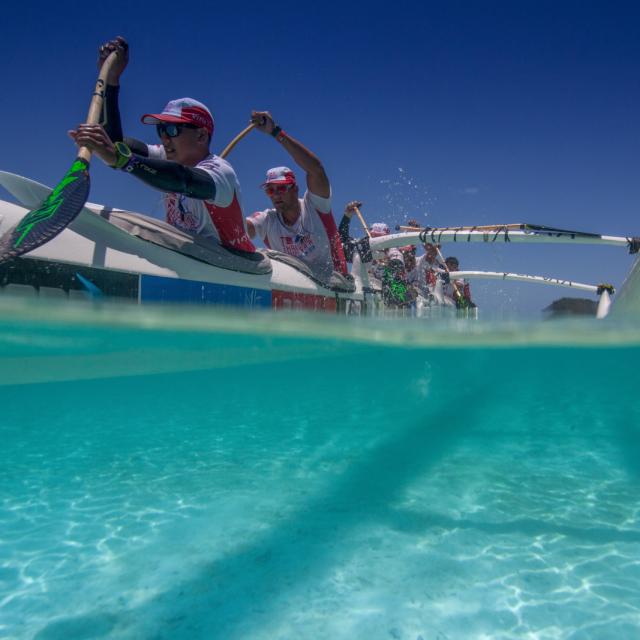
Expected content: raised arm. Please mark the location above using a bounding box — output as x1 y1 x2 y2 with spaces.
96 36 129 143
95 36 147 155
338 207 355 263
70 36 215 199
250 110 330 198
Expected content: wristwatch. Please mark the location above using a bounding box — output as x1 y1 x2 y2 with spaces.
113 141 133 170
271 126 286 142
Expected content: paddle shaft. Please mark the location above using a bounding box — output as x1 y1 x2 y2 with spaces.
220 123 256 159
353 206 371 238
78 52 119 162
434 245 464 302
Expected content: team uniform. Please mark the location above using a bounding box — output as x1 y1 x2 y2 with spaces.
414 254 444 300
366 247 415 308
380 250 412 307
146 145 254 252
443 278 473 307
368 247 403 279
406 264 418 287
249 190 346 281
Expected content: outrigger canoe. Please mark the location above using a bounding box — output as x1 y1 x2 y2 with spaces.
0 172 357 312
0 171 638 319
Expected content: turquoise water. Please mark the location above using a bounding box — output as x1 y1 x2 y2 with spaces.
1 299 640 639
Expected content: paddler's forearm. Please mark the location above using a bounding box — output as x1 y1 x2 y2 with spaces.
123 137 149 157
104 85 124 142
274 130 330 197
120 155 216 199
338 214 355 262
338 214 352 244
102 83 147 156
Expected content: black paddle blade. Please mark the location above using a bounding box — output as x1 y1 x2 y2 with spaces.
0 158 90 264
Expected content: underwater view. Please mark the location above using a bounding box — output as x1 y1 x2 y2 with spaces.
1 298 639 639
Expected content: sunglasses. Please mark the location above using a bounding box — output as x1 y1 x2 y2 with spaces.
264 183 294 196
156 123 198 138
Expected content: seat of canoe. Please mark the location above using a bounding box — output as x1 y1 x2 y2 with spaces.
103 209 272 275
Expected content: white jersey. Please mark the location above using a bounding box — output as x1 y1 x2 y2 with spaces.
147 145 254 252
414 255 440 295
249 190 346 281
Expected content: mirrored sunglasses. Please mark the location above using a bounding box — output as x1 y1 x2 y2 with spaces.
264 183 294 196
156 123 198 138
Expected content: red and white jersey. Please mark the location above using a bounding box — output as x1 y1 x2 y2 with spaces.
147 146 255 252
249 190 347 281
415 254 444 297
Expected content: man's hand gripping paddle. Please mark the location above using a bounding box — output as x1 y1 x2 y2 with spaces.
0 52 119 265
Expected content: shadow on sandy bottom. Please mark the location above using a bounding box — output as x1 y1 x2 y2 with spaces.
34 392 478 640
33 350 640 640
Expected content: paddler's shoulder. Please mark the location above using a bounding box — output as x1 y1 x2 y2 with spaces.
195 153 239 177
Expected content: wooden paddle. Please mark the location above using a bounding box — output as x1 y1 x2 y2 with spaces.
0 52 119 264
220 123 256 159
352 205 372 238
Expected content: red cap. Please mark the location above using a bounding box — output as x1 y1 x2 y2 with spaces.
141 98 214 135
261 166 297 186
370 222 391 237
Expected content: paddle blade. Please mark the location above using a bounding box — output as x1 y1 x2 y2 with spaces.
0 158 90 264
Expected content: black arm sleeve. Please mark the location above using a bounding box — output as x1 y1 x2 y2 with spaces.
103 85 149 157
124 137 150 157
338 214 352 243
338 214 355 263
123 155 216 200
103 85 123 142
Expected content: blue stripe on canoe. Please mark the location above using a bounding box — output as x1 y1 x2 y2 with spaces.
140 274 272 308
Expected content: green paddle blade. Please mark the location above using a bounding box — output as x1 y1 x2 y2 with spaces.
0 158 90 264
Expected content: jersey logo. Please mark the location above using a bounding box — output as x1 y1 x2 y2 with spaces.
281 233 315 257
166 194 200 231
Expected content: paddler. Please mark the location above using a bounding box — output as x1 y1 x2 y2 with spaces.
400 245 417 281
443 256 475 309
367 223 415 308
337 200 379 268
414 242 446 305
337 200 363 263
245 112 347 282
68 36 255 253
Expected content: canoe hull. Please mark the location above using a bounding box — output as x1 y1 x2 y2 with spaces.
0 196 345 311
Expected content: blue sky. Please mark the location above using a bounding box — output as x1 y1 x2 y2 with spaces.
2 0 639 314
